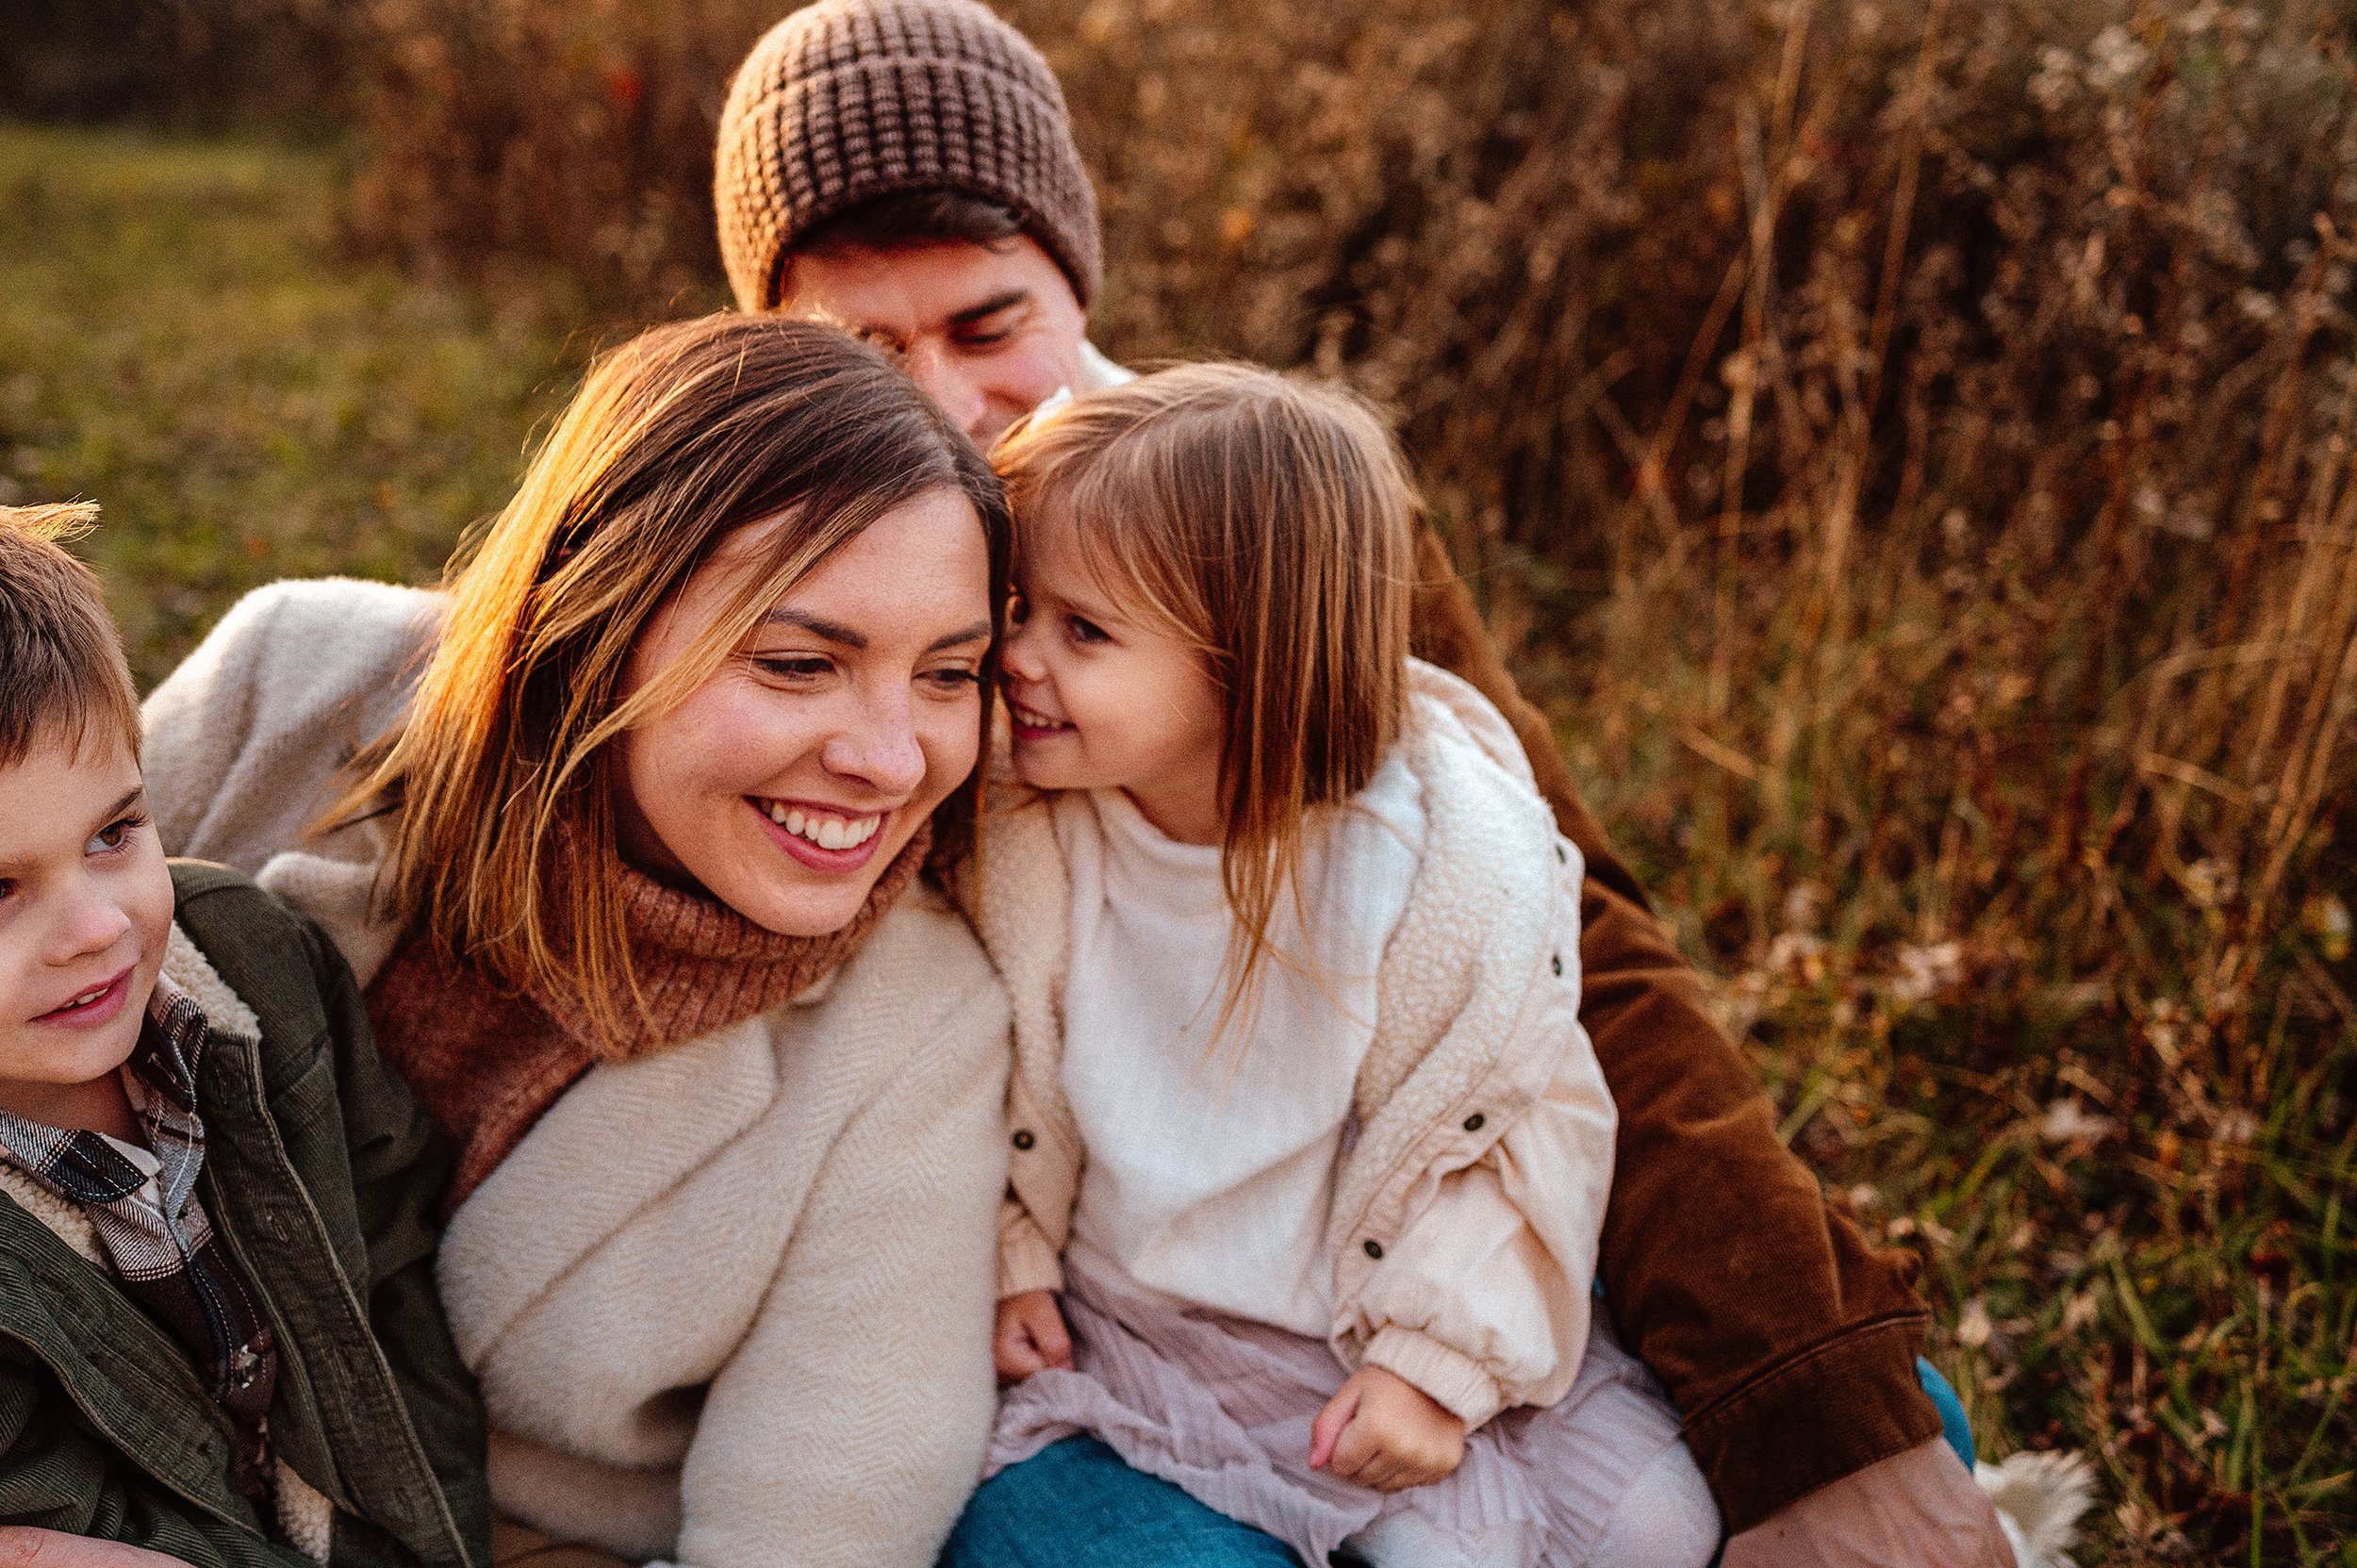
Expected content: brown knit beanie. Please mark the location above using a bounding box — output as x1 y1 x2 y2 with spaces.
716 0 1102 312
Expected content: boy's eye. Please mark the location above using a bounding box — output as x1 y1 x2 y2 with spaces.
87 816 144 854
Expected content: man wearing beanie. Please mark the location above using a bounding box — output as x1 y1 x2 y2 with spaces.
717 7 2017 1568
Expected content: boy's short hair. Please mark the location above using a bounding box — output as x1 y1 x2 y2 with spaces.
0 503 141 768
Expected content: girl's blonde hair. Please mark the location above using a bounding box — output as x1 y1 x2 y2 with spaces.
993 362 1419 1038
338 314 1010 1048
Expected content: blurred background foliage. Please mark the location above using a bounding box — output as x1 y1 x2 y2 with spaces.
6 0 2357 1558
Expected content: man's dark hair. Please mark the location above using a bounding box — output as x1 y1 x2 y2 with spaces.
780 190 1030 299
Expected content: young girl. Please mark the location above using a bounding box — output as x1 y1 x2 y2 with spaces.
959 364 1723 1568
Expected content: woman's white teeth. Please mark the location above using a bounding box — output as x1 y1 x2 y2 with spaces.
66 982 107 1008
763 801 881 850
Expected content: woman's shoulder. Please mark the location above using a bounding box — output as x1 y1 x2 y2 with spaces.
161 576 440 696
142 578 441 873
823 878 1009 1041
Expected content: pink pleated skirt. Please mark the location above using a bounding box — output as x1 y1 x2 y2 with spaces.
985 1261 1720 1568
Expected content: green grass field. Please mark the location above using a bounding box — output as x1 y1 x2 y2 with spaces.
4 121 2352 1563
0 123 584 684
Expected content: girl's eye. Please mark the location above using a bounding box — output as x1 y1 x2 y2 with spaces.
1066 616 1109 646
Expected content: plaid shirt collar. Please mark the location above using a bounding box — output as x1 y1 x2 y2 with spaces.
0 973 279 1427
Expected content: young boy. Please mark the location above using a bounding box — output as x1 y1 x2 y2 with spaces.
0 503 488 1568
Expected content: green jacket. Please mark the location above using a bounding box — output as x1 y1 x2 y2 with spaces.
0 863 490 1568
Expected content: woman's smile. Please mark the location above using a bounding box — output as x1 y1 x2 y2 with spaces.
751 796 890 871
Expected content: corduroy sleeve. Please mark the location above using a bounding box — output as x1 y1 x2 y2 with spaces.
0 1357 318 1568
1407 532 1941 1529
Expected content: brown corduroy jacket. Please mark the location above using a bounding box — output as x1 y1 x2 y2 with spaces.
1408 531 1942 1532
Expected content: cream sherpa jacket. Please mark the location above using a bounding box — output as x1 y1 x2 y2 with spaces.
140 580 1014 1568
973 662 1618 1428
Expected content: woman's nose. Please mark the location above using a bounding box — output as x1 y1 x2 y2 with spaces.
821 691 929 798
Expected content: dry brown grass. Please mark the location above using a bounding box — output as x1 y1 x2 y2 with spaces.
18 0 2357 1557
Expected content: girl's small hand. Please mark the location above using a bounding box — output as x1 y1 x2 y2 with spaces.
1309 1364 1467 1492
994 1289 1074 1384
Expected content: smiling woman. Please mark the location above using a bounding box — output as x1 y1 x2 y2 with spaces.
138 313 1022 1568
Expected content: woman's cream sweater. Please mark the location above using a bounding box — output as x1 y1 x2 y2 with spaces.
140 579 1014 1568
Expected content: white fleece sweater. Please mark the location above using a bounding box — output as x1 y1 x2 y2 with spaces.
140 579 1015 1568
979 664 1619 1428
1054 757 1423 1337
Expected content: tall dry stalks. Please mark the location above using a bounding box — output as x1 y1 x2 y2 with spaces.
141 0 2357 1554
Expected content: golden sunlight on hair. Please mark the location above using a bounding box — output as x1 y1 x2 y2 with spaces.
335 314 1008 1048
992 362 1421 1045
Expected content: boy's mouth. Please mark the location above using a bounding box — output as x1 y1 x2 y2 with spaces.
33 965 137 1029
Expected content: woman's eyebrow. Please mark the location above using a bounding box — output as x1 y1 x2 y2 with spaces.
928 620 996 652
762 610 994 654
762 608 865 647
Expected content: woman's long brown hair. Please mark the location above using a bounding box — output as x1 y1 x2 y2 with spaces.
337 313 1009 1047
992 362 1419 1047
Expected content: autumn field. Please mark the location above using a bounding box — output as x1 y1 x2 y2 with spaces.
4 0 2356 1558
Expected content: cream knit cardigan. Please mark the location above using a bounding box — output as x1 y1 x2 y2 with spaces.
975 662 1618 1428
140 579 1014 1568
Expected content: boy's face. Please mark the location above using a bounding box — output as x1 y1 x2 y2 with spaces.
0 733 173 1106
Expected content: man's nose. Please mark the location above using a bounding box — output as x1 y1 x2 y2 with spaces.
821 689 929 798
905 343 991 440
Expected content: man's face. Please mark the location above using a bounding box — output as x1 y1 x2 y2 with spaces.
781 235 1089 446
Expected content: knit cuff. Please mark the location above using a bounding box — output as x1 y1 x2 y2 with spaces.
1361 1326 1506 1429
998 1216 1066 1300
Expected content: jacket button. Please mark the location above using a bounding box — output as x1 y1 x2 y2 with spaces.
1551 953 1564 976
1463 1113 1485 1132
1012 1130 1035 1151
1363 1238 1384 1260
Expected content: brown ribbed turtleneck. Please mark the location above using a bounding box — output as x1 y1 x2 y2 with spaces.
365 825 931 1210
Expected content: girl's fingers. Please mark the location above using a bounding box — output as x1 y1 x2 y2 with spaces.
1031 1301 1073 1366
1309 1386 1360 1469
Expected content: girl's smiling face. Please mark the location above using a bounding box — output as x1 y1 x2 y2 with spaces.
998 508 1227 846
612 487 995 935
